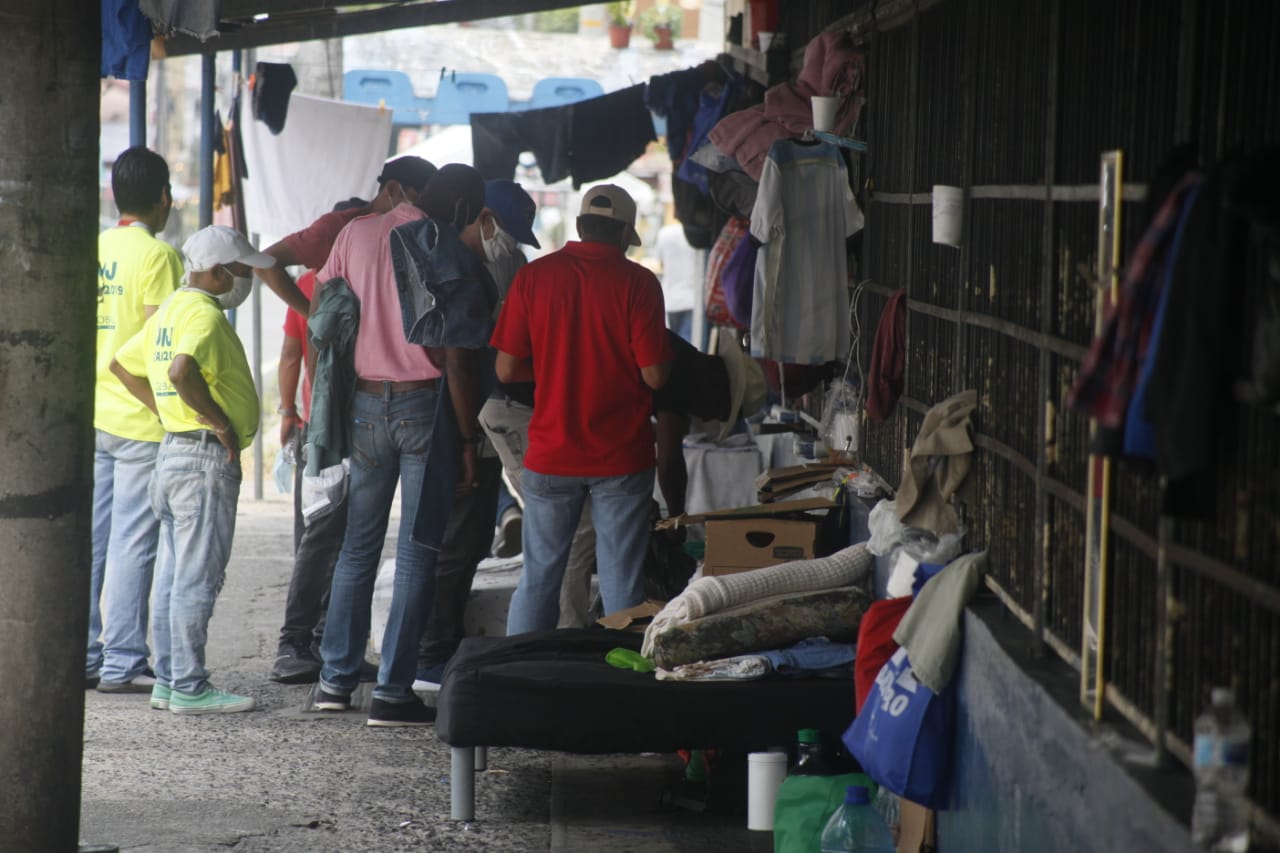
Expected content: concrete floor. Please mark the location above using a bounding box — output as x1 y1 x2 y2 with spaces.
80 497 772 852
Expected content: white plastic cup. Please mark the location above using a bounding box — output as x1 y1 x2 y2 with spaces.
811 95 840 133
757 31 775 51
932 184 964 247
747 751 788 831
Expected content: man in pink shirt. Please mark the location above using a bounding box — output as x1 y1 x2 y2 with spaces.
311 165 491 727
269 195 385 686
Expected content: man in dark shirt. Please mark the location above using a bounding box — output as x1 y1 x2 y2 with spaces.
653 329 766 517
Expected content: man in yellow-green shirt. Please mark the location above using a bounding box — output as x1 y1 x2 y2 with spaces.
90 146 182 694
112 225 273 715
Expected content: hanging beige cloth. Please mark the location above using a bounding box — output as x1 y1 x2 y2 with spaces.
895 389 978 534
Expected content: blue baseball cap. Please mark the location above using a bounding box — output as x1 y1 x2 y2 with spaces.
484 180 540 248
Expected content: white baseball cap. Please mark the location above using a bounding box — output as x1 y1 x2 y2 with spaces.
182 225 276 273
579 184 642 247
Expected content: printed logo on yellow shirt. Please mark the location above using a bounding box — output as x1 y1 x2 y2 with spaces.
97 262 122 330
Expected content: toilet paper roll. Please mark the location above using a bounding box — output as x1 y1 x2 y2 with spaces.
747 751 789 831
932 184 964 247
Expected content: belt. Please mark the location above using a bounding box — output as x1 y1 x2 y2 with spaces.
355 378 439 395
168 429 223 444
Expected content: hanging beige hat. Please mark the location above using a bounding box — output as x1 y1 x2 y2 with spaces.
716 330 767 441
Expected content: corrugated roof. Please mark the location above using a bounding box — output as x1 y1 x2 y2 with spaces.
156 0 591 56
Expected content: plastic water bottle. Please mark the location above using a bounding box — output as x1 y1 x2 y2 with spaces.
1190 687 1251 851
820 785 896 853
789 728 827 776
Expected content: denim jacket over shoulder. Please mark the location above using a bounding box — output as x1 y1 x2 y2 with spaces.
306 276 359 476
389 218 499 551
389 217 497 350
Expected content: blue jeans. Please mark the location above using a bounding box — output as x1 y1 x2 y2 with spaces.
89 430 160 682
320 387 437 702
149 434 241 695
507 468 653 635
668 310 693 343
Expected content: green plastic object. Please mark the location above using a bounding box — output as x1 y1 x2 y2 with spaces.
772 772 875 853
605 647 656 673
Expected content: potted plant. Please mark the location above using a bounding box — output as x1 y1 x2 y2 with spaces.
639 4 682 50
605 2 634 48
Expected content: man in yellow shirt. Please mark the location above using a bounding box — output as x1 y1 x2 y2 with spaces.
111 225 273 715
90 147 182 693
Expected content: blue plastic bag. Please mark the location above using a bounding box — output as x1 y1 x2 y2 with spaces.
842 646 954 809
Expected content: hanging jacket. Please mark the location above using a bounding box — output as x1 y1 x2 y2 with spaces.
305 277 359 476
389 217 499 550
390 217 496 351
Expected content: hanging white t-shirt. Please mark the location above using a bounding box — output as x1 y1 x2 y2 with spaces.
655 221 699 313
749 139 863 365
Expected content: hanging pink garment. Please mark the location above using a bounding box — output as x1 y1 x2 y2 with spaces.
709 30 865 180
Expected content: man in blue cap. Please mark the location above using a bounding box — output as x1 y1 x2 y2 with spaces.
413 180 545 692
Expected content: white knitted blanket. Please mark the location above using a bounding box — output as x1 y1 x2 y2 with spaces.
641 543 872 657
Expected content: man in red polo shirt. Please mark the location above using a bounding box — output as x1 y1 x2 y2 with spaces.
492 184 672 634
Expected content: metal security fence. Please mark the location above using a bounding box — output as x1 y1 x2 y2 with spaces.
830 0 1280 834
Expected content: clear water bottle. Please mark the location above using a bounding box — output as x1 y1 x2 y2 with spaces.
1190 687 1251 851
820 785 896 853
790 728 827 776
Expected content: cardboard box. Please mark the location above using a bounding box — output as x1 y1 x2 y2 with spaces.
897 798 937 853
596 599 665 632
655 495 838 531
703 516 821 576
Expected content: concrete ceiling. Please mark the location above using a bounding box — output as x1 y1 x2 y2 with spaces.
160 0 593 56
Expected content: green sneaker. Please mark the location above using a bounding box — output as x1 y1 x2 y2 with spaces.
150 684 172 711
169 686 255 715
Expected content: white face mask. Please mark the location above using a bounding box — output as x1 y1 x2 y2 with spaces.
482 222 519 265
216 274 253 310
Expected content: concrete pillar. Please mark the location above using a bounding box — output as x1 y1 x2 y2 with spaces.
0 3 98 852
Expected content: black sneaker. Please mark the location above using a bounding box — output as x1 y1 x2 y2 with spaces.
270 643 322 684
367 696 436 728
313 687 351 712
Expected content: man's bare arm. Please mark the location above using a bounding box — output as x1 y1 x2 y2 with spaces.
495 350 534 384
169 354 237 461
445 346 485 491
255 240 311 316
278 334 303 446
109 359 158 416
641 360 672 391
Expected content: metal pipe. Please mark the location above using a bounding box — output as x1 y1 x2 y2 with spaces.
252 254 264 500
450 747 475 820
129 79 147 147
199 53 216 228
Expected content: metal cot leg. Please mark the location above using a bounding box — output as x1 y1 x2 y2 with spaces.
475 746 488 771
450 746 475 820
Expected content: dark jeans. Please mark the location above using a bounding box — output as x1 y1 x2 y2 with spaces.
278 428 348 652
419 454 502 667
